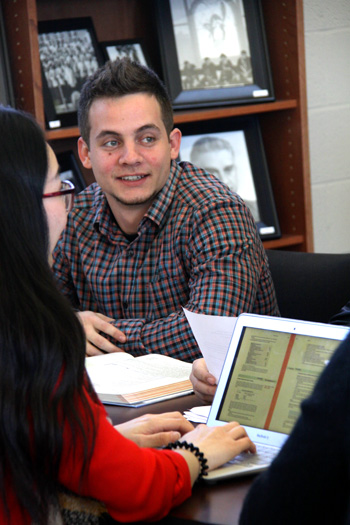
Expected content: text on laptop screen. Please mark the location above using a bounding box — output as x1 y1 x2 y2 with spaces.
217 327 341 434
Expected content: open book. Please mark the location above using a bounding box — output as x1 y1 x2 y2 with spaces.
85 353 193 407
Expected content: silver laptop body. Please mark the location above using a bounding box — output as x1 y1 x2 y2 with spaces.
206 313 349 481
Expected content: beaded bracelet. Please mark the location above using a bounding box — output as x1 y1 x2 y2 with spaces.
164 440 209 479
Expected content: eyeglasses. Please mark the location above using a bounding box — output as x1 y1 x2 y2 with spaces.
42 179 75 213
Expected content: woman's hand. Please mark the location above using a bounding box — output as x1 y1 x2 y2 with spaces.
184 422 256 471
173 422 256 485
115 411 194 448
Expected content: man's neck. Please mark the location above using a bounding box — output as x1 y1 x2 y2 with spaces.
106 196 148 235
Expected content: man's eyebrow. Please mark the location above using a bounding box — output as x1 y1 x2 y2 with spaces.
95 130 122 141
96 124 161 141
136 124 161 134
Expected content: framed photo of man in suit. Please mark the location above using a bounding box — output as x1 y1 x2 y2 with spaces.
179 116 280 240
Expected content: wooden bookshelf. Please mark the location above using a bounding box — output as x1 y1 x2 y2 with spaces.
2 0 313 251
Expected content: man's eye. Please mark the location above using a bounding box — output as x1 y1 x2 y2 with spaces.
141 136 155 144
105 140 118 147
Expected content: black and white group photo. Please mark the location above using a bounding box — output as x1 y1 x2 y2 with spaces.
103 41 148 67
38 28 100 115
170 0 253 91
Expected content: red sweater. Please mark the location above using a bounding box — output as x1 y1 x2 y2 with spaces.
2 390 192 523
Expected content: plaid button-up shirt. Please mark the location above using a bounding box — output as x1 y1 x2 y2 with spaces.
53 160 279 361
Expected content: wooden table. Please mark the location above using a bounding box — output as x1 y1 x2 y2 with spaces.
106 394 256 525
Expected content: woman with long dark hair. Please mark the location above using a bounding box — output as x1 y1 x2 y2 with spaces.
0 105 255 524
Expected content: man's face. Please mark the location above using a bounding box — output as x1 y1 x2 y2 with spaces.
194 148 237 190
78 93 181 215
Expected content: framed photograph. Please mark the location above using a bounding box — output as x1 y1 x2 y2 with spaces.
155 0 274 109
0 2 14 106
179 116 280 240
56 151 86 194
100 38 150 68
38 17 104 129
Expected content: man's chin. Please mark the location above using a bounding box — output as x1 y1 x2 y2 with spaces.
112 191 160 208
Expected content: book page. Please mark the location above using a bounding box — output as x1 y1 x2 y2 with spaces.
86 353 191 395
130 354 192 379
86 352 135 367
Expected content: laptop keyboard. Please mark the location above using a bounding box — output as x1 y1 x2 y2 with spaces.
227 443 279 467
204 442 280 482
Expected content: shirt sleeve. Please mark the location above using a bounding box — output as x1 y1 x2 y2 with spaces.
239 333 350 525
113 199 279 361
58 390 192 522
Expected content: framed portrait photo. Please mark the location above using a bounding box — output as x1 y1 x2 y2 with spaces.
100 38 150 68
179 116 280 240
155 0 274 109
56 150 86 194
0 2 14 107
38 17 104 129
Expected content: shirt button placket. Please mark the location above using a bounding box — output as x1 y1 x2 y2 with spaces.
123 248 133 313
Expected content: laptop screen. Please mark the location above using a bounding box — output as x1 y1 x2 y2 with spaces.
216 326 342 435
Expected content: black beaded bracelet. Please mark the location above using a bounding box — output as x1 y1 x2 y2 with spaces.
164 440 209 479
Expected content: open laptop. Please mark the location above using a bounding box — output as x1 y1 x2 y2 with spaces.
205 313 349 481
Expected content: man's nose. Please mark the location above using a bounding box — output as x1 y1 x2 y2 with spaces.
119 142 142 164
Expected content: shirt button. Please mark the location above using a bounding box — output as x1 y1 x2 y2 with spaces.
123 301 128 310
127 250 134 257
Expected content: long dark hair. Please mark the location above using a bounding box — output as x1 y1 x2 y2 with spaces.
0 106 96 523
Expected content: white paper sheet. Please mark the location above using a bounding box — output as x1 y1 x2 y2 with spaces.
184 405 211 423
183 308 237 382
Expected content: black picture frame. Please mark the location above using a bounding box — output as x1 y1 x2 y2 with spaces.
56 150 86 194
0 2 15 106
38 17 104 130
155 0 274 110
100 38 151 68
179 116 280 240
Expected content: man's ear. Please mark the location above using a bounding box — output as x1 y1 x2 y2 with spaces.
169 127 182 160
77 137 92 169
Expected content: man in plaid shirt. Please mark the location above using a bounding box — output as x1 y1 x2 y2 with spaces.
52 58 279 362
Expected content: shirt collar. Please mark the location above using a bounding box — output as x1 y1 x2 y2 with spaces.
92 186 117 236
142 160 180 229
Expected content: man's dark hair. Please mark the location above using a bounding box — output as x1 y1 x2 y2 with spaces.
78 58 174 145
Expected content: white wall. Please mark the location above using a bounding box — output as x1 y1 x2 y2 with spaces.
303 0 350 253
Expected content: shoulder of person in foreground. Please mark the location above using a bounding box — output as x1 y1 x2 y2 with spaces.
329 299 350 326
239 331 350 525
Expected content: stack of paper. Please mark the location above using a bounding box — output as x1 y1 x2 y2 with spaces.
183 405 211 424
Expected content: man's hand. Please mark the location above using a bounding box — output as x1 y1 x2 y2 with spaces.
77 311 127 356
115 412 194 448
190 358 217 404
